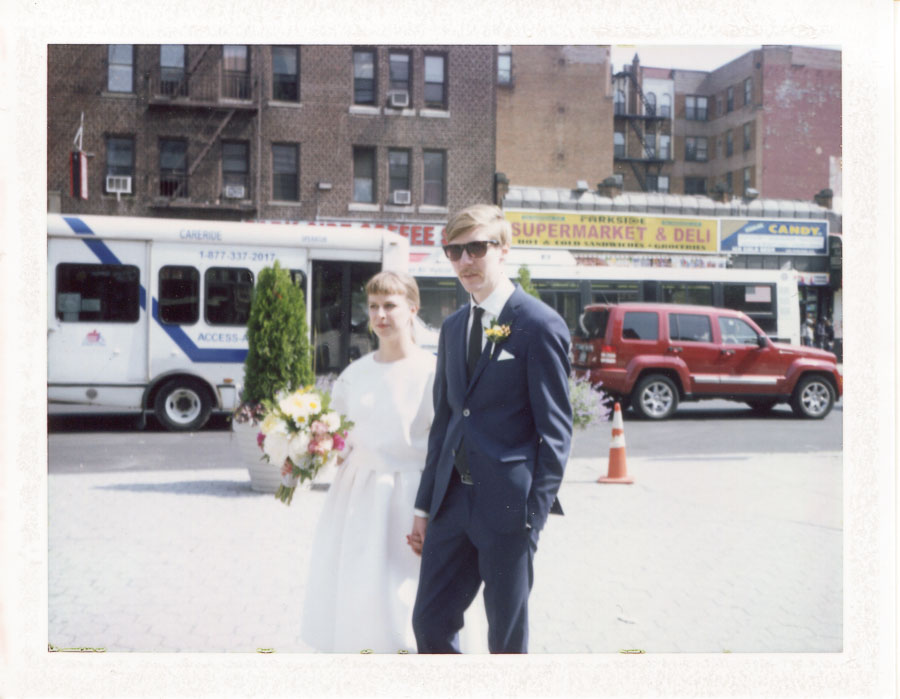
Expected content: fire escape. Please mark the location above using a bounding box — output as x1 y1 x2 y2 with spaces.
612 63 669 192
145 45 261 212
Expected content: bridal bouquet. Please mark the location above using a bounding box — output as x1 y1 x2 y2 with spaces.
257 385 353 505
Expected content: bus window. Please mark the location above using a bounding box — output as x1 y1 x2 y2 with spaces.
289 269 307 292
661 282 712 306
56 263 140 323
159 265 199 325
204 267 254 326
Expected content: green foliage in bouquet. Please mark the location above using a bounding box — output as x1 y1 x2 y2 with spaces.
516 264 541 300
241 261 313 408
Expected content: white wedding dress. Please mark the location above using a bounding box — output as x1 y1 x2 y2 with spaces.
300 347 487 653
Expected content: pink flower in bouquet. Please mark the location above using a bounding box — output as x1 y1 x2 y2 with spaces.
332 432 346 451
256 431 265 449
308 437 333 455
310 420 329 436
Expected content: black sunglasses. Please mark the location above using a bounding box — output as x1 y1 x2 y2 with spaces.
442 240 501 261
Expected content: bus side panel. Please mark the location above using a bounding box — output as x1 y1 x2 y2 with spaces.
48 238 149 394
148 242 309 408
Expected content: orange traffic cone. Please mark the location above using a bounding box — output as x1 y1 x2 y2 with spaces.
598 402 634 484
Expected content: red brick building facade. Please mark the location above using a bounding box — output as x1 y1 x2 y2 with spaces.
48 45 496 223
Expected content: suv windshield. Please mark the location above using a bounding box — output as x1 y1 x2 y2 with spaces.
578 309 609 339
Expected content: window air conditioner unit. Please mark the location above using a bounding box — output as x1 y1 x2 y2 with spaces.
224 184 246 199
387 90 410 108
392 189 412 205
106 175 132 194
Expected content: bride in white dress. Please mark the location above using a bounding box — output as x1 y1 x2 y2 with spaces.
300 271 485 653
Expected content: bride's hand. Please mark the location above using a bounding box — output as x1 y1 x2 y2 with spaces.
281 459 292 477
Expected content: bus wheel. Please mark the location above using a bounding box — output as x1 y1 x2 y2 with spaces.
154 379 213 431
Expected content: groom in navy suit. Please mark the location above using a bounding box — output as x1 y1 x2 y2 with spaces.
409 204 572 653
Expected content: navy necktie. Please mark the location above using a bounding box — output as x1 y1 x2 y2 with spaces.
467 307 484 379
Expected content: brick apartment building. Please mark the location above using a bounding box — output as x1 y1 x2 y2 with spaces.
48 44 496 228
611 45 841 199
495 45 615 191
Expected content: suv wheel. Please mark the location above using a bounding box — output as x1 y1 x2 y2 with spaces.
790 375 835 419
632 374 679 420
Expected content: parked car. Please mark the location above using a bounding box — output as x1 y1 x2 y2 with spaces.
572 302 842 420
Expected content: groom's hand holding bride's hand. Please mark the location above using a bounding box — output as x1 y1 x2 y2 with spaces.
406 516 428 556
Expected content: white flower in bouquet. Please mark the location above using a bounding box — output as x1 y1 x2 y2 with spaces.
287 431 311 462
278 391 321 424
263 430 290 467
260 411 286 436
321 411 341 432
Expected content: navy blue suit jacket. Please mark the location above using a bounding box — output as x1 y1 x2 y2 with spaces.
415 286 573 534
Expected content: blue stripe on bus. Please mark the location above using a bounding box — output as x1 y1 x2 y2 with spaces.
63 216 249 364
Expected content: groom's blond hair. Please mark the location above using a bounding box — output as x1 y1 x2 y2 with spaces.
445 204 512 246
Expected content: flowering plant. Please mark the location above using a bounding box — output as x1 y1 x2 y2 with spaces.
485 319 511 344
256 385 354 505
569 373 611 431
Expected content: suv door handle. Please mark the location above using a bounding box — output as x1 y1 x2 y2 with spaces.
667 346 683 354
720 348 735 356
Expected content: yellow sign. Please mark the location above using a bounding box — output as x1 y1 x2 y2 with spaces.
504 211 718 253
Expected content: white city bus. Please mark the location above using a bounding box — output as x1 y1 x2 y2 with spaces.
48 214 408 430
410 247 801 346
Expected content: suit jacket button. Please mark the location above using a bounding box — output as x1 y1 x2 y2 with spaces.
463 408 471 417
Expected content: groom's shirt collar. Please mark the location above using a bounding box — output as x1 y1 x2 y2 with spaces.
470 276 515 324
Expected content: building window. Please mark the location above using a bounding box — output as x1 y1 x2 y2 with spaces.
743 166 752 193
423 150 446 206
205 267 254 326
107 45 133 93
647 175 669 193
222 141 249 199
272 143 298 201
660 94 671 118
56 263 140 323
726 130 734 157
614 132 625 158
684 177 707 195
160 44 186 96
716 95 723 117
685 136 708 162
159 266 200 325
727 86 734 112
660 134 670 160
353 146 376 202
643 133 657 159
497 47 512 85
105 136 134 193
388 149 411 200
272 46 299 101
223 45 250 99
353 49 376 105
614 89 625 115
725 171 733 192
159 139 187 197
685 95 708 121
645 92 656 117
744 77 752 106
388 51 411 100
424 54 446 109
743 122 752 151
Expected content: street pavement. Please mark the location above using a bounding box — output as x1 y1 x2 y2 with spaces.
47 440 842 655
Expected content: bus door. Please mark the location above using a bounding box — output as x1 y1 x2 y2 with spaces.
48 238 149 390
311 260 380 374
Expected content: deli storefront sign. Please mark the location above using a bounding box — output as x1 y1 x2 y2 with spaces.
504 210 718 253
720 218 829 255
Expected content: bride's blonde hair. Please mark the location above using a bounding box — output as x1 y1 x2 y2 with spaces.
365 271 422 342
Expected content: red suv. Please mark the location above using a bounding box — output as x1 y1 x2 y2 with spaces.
572 302 842 420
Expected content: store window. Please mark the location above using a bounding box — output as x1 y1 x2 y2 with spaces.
684 177 706 195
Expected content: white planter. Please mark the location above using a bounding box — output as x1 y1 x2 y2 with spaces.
232 419 281 493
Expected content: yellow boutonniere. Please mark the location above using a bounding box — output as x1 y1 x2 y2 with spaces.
485 320 511 344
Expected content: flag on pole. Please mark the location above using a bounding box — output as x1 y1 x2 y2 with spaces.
70 151 88 200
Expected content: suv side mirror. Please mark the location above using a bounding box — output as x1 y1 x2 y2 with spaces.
757 334 769 349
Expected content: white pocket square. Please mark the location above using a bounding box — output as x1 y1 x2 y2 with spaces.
497 349 516 361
